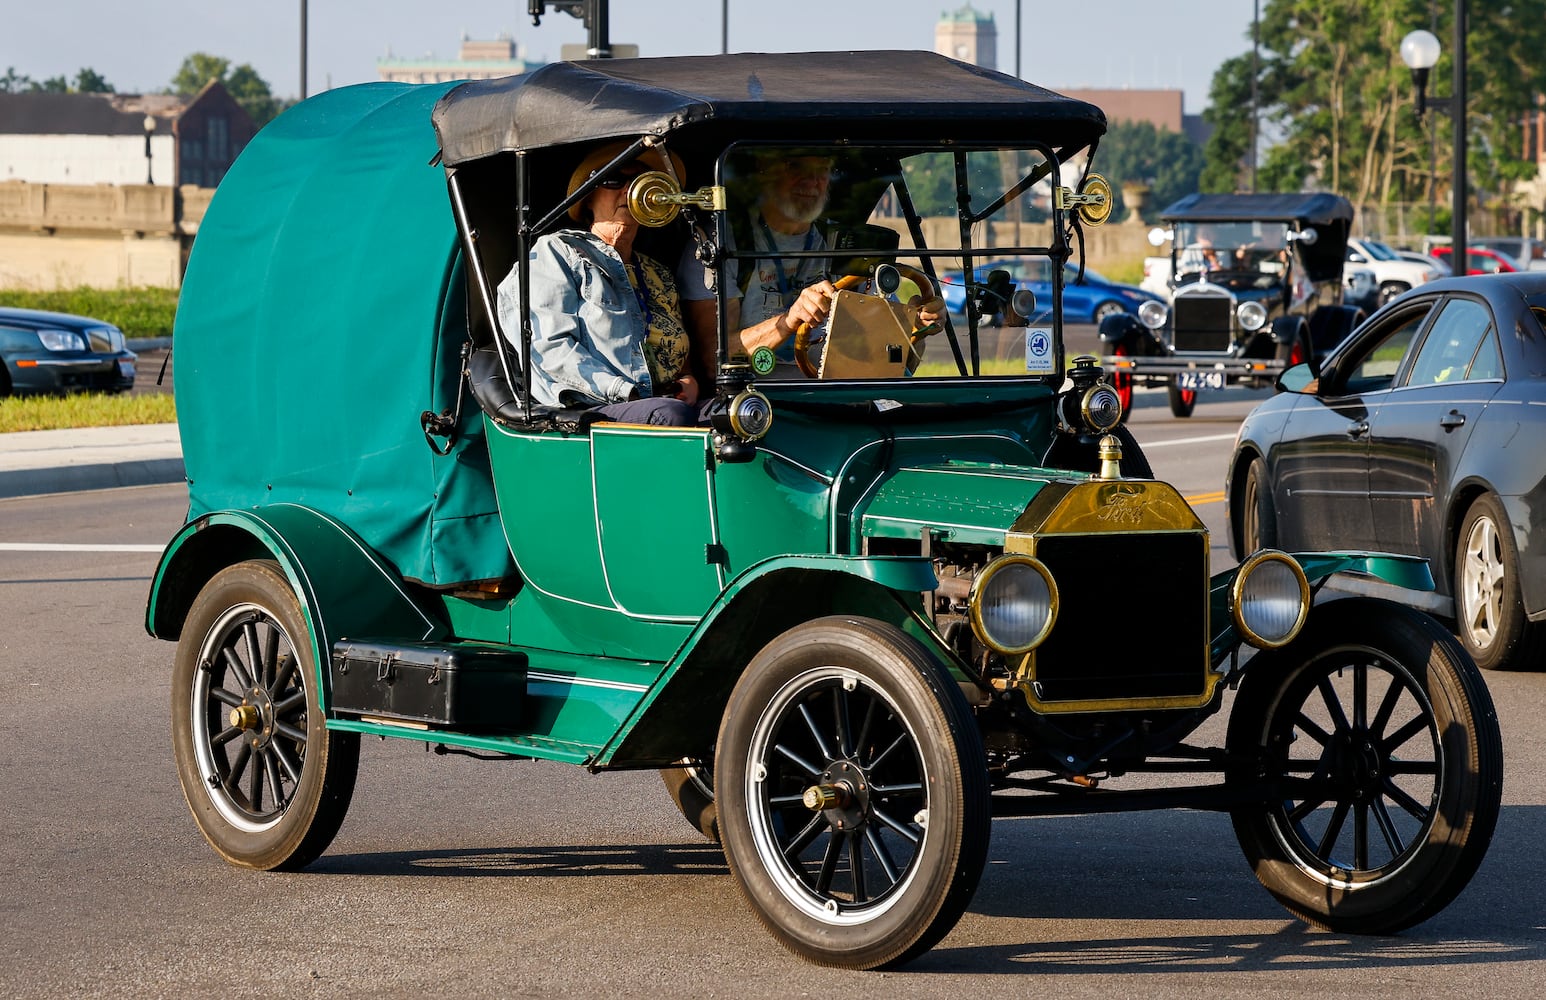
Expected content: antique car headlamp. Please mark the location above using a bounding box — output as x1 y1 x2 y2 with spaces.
1237 301 1268 332
1080 383 1123 434
726 388 773 441
969 554 1058 655
1231 550 1310 649
1138 300 1168 330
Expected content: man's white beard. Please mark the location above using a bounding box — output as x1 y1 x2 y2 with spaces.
772 191 827 226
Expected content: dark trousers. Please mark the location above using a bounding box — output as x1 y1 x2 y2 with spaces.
593 397 709 427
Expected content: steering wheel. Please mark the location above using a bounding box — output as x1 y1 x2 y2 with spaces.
792 265 944 378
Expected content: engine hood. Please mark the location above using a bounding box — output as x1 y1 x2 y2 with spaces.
859 463 1079 546
859 462 1206 549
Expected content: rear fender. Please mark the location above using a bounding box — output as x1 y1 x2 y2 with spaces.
1209 551 1434 662
145 505 445 707
594 555 939 769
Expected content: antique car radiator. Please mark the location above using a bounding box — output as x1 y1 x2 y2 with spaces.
1171 295 1233 352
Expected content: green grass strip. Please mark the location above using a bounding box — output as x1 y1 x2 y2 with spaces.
0 393 176 433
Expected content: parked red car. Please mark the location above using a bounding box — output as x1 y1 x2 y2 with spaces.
1431 245 1522 275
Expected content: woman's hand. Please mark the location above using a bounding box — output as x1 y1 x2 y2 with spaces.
674 373 700 406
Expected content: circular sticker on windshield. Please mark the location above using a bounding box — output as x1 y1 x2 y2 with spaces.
751 346 777 376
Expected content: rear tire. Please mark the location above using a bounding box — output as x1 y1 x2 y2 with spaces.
1092 301 1125 324
1167 381 1197 417
1454 493 1545 671
1226 599 1502 933
716 617 989 969
1238 456 1277 556
1109 343 1134 418
172 560 359 871
660 759 719 843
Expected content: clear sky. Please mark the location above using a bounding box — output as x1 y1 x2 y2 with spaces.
8 1 1259 115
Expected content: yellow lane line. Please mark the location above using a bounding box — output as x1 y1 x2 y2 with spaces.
1184 490 1226 507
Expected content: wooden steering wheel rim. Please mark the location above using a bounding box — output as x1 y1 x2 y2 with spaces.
790 267 942 378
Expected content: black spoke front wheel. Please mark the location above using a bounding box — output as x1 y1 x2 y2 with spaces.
1227 598 1502 933
172 560 358 871
717 617 989 969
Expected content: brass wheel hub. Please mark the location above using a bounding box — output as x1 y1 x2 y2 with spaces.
803 760 871 831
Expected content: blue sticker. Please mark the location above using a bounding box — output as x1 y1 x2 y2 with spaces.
1025 328 1054 374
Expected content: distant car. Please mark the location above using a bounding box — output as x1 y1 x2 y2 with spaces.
939 258 1161 325
1228 272 1546 671
0 306 136 397
1103 192 1365 419
1398 248 1451 274
1346 237 1445 305
1471 236 1546 270
1343 265 1379 313
1431 245 1522 275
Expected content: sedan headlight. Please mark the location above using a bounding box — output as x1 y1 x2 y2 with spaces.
1231 550 1310 649
1237 301 1267 332
37 329 85 352
970 554 1058 654
1138 299 1168 330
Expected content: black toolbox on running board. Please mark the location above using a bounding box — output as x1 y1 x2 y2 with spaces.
329 640 527 729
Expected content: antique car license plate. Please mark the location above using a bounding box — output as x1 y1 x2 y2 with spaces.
1178 369 1226 391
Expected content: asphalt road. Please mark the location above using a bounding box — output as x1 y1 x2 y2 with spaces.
3 406 1544 998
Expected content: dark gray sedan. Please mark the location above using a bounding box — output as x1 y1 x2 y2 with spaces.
0 306 136 397
1227 272 1546 670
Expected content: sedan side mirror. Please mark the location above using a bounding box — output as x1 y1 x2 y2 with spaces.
1276 362 1316 394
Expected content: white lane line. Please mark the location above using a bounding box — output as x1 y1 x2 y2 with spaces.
0 543 163 552
1138 433 1238 449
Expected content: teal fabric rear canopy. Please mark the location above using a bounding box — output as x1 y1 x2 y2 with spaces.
175 81 515 586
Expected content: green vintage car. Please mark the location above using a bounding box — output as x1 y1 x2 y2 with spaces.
148 53 1502 970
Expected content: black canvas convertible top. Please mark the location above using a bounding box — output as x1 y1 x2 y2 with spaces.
432 51 1106 165
1159 192 1354 226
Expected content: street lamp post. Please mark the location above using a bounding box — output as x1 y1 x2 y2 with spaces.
142 114 156 185
1400 0 1467 271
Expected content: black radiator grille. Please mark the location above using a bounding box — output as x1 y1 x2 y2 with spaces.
1031 532 1208 703
1172 297 1233 352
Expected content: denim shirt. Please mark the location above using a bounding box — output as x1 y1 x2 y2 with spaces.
497 230 652 409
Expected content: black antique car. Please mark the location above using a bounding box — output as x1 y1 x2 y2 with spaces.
1102 193 1366 417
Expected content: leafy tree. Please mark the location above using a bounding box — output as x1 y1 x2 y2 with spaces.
35 75 69 93
225 64 280 125
1200 54 1257 193
74 68 115 93
1097 120 1204 218
171 53 231 96
1200 0 1546 233
170 52 283 126
0 67 32 93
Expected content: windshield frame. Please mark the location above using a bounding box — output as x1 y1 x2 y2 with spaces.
700 138 1077 386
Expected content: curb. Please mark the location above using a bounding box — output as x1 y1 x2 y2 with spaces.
0 458 185 500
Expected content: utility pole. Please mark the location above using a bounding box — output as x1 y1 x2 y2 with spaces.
529 0 612 59
300 0 308 99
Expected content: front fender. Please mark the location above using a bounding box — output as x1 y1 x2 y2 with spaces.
593 554 938 769
145 505 445 704
1209 550 1434 661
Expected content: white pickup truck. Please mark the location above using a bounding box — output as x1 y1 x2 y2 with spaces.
1140 255 1173 299
1347 237 1445 306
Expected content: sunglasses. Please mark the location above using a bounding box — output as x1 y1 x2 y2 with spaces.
593 171 643 190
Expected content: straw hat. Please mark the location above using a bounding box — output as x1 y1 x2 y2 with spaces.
566 141 686 221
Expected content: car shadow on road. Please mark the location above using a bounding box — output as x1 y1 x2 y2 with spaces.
918 803 1546 975
312 842 729 879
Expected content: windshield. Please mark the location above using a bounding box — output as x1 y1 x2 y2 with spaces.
1172 220 1289 277
1361 240 1400 261
710 143 1068 381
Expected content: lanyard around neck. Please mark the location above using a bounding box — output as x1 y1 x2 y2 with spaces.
756 215 820 301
